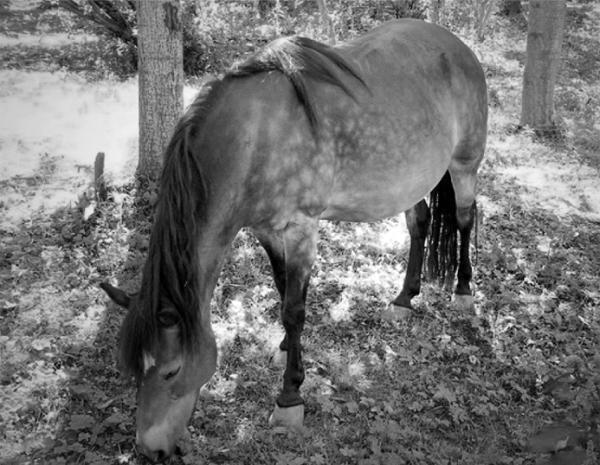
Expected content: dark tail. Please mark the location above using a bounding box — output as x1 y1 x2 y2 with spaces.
425 171 458 289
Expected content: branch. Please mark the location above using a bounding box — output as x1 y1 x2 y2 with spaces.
57 0 135 44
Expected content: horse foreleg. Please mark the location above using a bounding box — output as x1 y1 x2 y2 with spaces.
268 219 318 431
385 200 430 320
253 229 289 354
394 200 430 308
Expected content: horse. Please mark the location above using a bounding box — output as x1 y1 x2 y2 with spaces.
100 19 487 462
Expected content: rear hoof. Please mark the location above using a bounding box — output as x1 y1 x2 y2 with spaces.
269 403 304 431
272 349 287 368
453 294 474 311
381 304 412 322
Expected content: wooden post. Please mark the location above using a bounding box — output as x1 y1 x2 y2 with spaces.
94 152 107 201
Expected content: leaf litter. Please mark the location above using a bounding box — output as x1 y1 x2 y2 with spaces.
1 3 600 465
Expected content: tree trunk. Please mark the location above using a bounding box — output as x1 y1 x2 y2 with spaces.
520 0 566 130
57 0 136 45
137 0 183 183
500 0 522 16
429 0 444 24
475 0 496 42
316 0 335 44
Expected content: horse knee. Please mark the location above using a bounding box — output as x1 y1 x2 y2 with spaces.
456 202 475 231
282 304 305 333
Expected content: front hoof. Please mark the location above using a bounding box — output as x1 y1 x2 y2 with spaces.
269 403 304 431
453 294 474 311
381 304 412 322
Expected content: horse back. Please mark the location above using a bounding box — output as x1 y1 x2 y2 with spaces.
197 20 487 228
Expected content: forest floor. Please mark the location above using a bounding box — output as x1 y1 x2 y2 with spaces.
1 1 600 465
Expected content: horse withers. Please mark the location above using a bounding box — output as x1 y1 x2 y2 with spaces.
101 19 487 462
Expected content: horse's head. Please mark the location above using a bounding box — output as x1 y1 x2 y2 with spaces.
101 282 217 462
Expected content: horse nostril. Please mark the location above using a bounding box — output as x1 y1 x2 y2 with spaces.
156 449 171 462
155 449 167 462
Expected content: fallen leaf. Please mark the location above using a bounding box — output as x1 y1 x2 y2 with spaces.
345 400 359 413
31 337 52 351
433 384 457 404
103 412 128 426
310 453 326 464
69 414 95 431
340 447 356 457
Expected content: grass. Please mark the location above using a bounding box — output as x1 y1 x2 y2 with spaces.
1 2 600 465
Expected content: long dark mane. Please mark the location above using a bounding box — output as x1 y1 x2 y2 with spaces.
118 82 219 378
119 36 367 378
230 36 367 132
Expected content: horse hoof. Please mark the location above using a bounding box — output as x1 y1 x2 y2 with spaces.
269 403 304 431
381 304 411 322
272 349 287 368
453 294 474 311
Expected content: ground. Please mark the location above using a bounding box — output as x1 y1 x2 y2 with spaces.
1 1 600 465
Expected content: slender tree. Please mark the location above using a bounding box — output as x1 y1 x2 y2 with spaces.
474 0 497 42
316 0 335 44
500 0 522 16
520 0 566 130
137 0 183 183
429 0 444 24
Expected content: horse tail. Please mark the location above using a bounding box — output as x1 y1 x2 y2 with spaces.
425 171 458 289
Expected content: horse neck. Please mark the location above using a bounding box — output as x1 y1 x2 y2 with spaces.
193 216 241 322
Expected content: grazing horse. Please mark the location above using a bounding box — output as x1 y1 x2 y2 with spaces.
101 19 487 462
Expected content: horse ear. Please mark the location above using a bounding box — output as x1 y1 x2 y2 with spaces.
100 282 131 308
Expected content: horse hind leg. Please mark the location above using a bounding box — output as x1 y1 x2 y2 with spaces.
449 162 479 311
389 200 430 315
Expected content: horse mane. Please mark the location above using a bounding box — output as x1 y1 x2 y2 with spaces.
119 82 222 378
119 36 367 378
229 36 367 133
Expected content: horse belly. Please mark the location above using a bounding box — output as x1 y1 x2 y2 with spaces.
321 109 454 222
322 156 447 222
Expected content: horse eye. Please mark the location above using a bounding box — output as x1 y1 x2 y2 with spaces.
158 310 180 328
164 366 180 381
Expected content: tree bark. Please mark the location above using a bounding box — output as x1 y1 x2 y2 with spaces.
316 0 335 44
137 0 183 183
429 0 444 24
57 0 136 45
475 0 496 42
500 0 522 16
520 0 566 130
